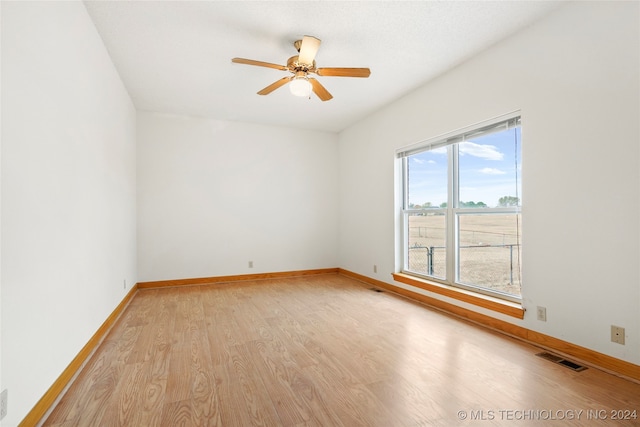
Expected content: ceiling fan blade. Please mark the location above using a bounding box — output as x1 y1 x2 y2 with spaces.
232 58 287 71
309 78 333 101
316 67 371 78
298 36 321 65
257 76 293 95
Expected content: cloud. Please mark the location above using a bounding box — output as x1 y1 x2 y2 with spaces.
480 167 506 175
427 160 436 164
459 141 503 160
413 158 425 164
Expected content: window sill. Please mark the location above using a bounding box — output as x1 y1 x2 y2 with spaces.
392 273 524 319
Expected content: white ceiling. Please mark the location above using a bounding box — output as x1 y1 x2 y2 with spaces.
84 1 563 133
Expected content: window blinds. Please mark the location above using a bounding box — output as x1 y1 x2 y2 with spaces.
396 114 521 159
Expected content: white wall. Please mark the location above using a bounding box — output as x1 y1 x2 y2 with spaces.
1 2 137 425
338 1 640 364
0 1 3 422
137 112 338 282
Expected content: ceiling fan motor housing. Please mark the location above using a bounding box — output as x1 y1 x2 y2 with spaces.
287 56 315 74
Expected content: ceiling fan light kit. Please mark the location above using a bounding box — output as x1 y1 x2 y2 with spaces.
232 35 370 101
289 71 312 97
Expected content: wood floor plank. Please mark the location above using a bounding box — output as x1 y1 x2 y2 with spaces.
161 399 194 427
245 339 312 426
230 342 281 425
43 274 640 427
105 362 147 426
189 323 223 426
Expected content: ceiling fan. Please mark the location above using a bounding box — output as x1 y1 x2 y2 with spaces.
232 35 370 101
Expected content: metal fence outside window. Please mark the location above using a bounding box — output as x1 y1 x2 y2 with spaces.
408 243 521 296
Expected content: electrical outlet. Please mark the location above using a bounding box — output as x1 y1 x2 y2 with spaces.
373 265 377 273
536 306 547 322
248 261 253 268
1 389 8 420
611 325 625 345
123 279 127 290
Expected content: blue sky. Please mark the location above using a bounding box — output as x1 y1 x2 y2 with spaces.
408 127 521 208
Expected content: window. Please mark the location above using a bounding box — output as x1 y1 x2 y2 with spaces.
399 115 522 303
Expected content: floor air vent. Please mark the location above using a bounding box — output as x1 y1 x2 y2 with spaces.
536 352 587 371
369 288 384 293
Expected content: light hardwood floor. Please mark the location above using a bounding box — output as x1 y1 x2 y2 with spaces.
44 274 640 426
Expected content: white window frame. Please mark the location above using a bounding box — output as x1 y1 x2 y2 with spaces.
398 113 522 303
